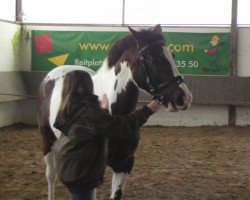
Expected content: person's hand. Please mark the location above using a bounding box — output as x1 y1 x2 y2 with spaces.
147 100 161 113
100 94 109 110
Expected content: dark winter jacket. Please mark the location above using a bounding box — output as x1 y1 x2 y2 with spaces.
52 95 153 192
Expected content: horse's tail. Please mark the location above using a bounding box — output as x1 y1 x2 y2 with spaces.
38 77 57 155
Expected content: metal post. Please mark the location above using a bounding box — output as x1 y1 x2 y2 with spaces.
228 0 238 126
122 0 125 26
16 0 23 23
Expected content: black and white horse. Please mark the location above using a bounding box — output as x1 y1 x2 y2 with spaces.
38 24 192 200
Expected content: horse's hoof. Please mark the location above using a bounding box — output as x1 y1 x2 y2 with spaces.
114 188 122 200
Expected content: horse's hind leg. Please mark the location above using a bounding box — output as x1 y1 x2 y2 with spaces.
110 156 134 200
39 124 57 200
44 151 57 200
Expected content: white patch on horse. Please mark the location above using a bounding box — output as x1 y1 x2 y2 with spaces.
163 47 180 77
179 83 193 109
49 77 64 139
162 47 193 111
111 61 133 99
92 60 133 114
92 59 114 103
111 172 129 199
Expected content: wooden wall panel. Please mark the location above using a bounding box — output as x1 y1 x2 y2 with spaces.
17 72 250 106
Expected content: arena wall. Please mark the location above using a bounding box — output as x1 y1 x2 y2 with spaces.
1 21 250 127
0 21 35 127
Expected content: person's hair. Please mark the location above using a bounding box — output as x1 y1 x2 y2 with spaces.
56 70 93 122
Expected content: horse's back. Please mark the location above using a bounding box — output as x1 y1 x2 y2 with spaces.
45 65 95 80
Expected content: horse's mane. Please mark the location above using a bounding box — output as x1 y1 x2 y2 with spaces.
107 34 136 67
107 28 165 67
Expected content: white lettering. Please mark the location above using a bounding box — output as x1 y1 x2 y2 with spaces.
74 58 103 68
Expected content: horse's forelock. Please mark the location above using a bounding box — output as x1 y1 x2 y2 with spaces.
137 29 165 46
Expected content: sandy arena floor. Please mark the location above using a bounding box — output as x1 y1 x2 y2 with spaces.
0 124 250 200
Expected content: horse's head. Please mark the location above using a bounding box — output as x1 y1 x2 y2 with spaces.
129 25 192 112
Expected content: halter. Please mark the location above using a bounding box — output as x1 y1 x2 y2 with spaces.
138 41 184 105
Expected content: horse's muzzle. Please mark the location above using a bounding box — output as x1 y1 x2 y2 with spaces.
167 86 192 112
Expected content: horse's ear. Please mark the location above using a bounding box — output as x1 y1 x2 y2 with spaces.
153 24 162 33
128 26 140 41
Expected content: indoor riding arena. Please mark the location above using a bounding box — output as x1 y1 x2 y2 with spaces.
1 1 250 200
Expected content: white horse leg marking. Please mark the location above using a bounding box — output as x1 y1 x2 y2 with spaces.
44 152 57 200
110 172 129 199
93 188 97 200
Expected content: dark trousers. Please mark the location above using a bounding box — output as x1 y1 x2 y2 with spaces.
69 189 94 200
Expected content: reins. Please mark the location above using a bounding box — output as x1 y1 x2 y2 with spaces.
138 41 184 105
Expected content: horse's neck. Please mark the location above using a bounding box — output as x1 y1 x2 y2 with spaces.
92 58 139 114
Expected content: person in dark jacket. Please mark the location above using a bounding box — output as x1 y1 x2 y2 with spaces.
52 70 160 200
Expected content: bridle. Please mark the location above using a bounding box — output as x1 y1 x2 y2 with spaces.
138 41 184 105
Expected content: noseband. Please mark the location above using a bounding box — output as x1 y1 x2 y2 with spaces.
138 42 184 105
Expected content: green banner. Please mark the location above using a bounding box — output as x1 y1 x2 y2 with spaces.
32 30 230 75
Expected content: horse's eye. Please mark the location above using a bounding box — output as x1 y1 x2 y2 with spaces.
154 57 165 64
146 58 154 64
172 52 176 59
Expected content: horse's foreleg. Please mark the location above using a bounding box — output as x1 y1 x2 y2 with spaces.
44 151 57 200
93 188 97 200
109 156 134 200
110 172 129 200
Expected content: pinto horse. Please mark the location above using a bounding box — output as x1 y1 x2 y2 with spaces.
38 24 192 200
